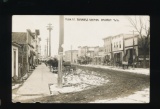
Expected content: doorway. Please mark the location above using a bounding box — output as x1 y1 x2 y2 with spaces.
13 50 16 77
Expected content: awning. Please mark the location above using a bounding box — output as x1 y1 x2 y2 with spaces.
125 47 133 50
113 51 123 54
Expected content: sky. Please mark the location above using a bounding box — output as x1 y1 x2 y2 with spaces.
12 15 149 57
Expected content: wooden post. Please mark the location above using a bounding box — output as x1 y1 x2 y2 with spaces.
46 38 48 57
58 15 64 88
133 37 135 70
58 52 63 88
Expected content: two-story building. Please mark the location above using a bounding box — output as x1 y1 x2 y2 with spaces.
111 34 124 65
12 29 37 76
12 32 29 77
103 36 112 61
123 34 138 62
124 34 149 67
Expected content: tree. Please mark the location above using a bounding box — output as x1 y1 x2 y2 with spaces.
128 16 150 68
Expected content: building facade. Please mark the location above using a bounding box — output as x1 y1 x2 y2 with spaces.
111 34 124 65
94 46 105 65
103 36 112 60
65 50 78 63
12 42 21 78
78 46 88 57
12 29 38 76
123 34 149 67
86 47 94 58
34 29 41 64
123 34 138 63
27 29 36 70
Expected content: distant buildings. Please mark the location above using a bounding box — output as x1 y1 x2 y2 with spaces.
94 46 105 65
78 46 88 57
64 50 78 63
77 46 105 65
111 34 124 65
103 36 112 60
73 33 149 68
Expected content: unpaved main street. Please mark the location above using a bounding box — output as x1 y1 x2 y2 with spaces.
13 65 150 103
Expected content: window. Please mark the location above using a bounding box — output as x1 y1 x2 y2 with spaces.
119 41 121 48
117 42 118 48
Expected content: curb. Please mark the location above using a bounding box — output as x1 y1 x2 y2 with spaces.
76 65 149 75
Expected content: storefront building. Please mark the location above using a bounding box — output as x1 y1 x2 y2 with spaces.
103 36 112 60
111 34 124 65
123 34 138 65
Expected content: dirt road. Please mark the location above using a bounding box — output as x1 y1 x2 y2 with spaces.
15 65 149 103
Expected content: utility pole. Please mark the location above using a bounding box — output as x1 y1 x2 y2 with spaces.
47 23 53 57
58 15 64 88
129 30 138 70
133 37 135 70
46 38 49 57
111 43 113 66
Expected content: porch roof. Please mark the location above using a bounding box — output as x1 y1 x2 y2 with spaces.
12 42 22 47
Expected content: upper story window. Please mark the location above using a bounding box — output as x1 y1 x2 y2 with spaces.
117 42 118 48
119 41 121 48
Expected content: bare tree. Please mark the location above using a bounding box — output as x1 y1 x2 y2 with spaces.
128 16 150 68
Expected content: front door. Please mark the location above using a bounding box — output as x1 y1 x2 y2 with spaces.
14 50 16 77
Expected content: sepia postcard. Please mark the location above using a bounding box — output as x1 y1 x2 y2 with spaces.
11 15 150 103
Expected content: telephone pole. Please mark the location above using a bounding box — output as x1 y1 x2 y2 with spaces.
46 38 49 57
58 15 64 88
129 30 138 70
47 23 53 57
